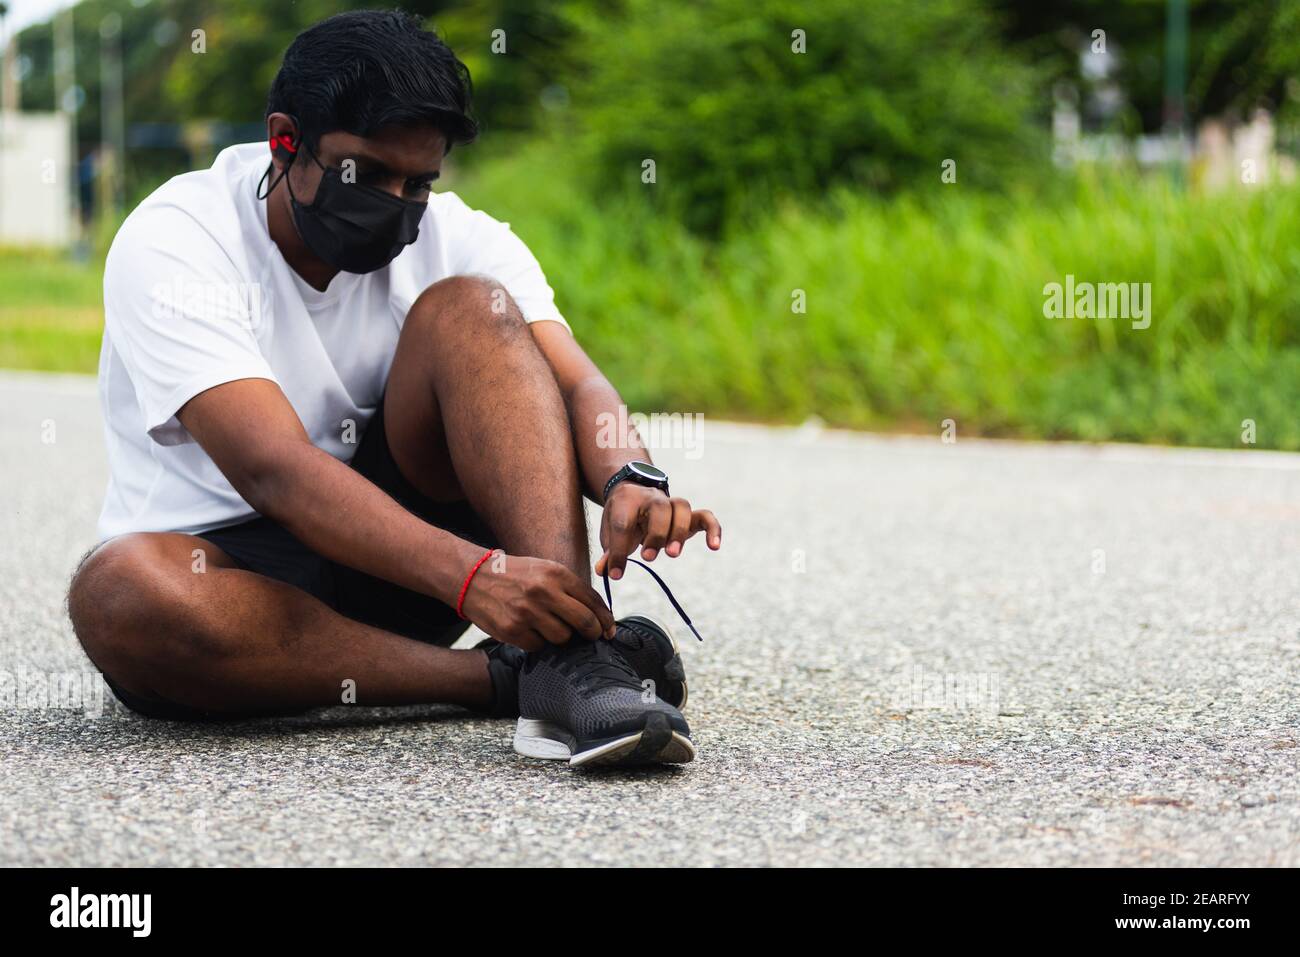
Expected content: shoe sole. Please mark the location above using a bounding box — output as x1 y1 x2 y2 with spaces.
618 614 688 711
514 712 695 768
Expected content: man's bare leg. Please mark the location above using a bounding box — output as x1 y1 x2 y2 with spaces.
382 275 589 577
68 276 589 716
69 533 493 714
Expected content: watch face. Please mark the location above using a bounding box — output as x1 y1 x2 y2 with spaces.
629 461 667 482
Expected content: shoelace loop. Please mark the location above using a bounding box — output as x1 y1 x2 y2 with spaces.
601 558 704 642
567 638 642 689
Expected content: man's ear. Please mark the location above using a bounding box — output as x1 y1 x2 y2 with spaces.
266 114 300 170
271 134 297 160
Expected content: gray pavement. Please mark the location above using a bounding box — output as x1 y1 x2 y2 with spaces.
1 370 1297 866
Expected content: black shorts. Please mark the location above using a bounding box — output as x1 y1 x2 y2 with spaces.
105 400 499 720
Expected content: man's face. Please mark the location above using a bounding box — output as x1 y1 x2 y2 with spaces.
286 122 447 205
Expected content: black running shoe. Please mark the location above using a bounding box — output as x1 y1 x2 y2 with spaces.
473 637 526 718
613 616 687 710
475 623 684 718
513 638 694 767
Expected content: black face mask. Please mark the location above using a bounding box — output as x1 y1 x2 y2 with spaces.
284 148 426 274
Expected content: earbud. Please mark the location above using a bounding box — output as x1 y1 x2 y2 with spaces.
256 127 301 201
270 133 298 158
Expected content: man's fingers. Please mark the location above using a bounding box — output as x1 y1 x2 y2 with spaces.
577 582 617 636
664 498 694 557
603 496 644 580
554 569 615 637
532 610 573 647
517 631 547 653
500 628 546 653
640 498 673 560
551 591 605 641
691 509 722 549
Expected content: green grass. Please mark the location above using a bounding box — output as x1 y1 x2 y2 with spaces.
0 247 104 373
454 145 1300 450
5 155 1300 449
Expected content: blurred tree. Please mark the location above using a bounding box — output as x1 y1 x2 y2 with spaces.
15 0 575 202
18 0 203 152
17 1 574 144
18 0 211 208
17 0 1298 227
153 0 576 137
993 0 1300 130
564 0 1046 232
432 0 577 135
162 0 371 122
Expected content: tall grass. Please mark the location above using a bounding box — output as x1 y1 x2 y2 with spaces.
455 144 1300 449
0 246 104 372
4 150 1298 449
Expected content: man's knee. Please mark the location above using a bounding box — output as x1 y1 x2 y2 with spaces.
407 274 527 341
67 534 223 685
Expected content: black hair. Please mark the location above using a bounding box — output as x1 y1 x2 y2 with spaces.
266 9 477 152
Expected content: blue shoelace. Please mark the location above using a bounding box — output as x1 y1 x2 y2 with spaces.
601 558 703 642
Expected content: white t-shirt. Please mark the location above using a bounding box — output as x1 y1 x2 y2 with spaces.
96 142 568 540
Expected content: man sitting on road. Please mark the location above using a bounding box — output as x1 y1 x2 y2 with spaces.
67 10 721 768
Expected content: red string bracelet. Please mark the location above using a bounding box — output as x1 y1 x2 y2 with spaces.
456 548 495 620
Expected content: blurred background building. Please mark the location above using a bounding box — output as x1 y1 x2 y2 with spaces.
0 110 73 245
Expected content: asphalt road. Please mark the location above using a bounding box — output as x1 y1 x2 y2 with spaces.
1 370 1297 866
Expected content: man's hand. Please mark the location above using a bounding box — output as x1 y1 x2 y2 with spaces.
596 483 722 581
461 553 617 652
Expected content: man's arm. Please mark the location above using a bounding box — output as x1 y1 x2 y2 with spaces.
178 377 613 650
530 322 722 580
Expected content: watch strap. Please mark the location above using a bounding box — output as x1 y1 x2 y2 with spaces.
603 463 669 503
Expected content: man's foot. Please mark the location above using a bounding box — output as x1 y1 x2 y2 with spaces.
513 638 694 768
476 615 689 717
473 637 526 717
612 615 688 710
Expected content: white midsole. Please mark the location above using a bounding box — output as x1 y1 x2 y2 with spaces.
513 717 578 760
513 717 695 766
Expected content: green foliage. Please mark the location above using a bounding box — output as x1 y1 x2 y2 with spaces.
563 0 1047 232
18 0 219 145
8 155 1299 449
156 0 575 132
431 1 579 135
0 247 105 373
9 0 1299 450
454 139 1300 449
161 0 365 122
994 0 1300 131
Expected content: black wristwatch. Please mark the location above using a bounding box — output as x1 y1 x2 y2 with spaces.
603 461 670 503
